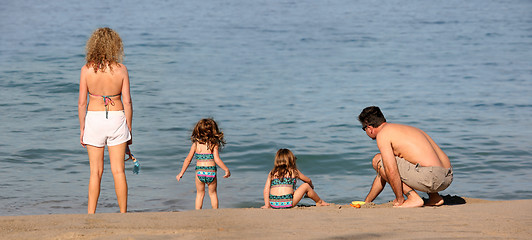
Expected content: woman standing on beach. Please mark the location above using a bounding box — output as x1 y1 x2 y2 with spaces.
78 27 132 214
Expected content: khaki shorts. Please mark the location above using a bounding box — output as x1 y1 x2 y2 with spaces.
377 156 453 193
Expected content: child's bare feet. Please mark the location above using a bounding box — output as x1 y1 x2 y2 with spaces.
316 200 330 206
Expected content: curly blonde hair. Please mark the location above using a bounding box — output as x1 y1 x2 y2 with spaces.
85 27 124 73
191 118 226 151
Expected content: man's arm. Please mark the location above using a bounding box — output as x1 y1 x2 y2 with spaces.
364 175 386 202
376 133 405 206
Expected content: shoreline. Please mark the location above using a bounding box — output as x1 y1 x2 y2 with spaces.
1 198 531 239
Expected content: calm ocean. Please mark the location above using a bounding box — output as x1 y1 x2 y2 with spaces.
1 0 531 215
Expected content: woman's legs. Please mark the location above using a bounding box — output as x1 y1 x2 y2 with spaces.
293 183 329 207
87 145 105 214
108 143 128 213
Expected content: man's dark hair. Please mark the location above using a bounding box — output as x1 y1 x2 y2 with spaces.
358 106 386 128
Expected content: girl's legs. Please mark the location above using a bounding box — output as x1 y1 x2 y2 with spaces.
293 183 329 207
207 177 218 209
195 177 206 209
108 143 128 213
87 145 105 214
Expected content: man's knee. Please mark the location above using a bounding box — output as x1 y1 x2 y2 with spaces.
372 153 382 170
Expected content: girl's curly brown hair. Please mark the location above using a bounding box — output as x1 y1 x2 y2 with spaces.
270 148 299 180
191 118 226 151
85 27 124 73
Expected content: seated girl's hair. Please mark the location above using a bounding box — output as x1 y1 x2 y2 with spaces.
270 149 299 180
191 118 226 151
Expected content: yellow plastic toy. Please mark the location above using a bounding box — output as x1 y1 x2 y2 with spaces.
350 201 366 208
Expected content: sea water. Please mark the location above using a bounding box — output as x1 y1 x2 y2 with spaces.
1 0 531 215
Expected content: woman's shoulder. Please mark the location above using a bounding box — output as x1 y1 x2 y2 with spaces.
81 64 91 72
114 63 128 74
115 63 127 69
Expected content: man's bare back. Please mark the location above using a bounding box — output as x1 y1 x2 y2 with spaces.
378 123 450 168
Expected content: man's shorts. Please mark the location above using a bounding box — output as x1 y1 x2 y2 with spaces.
83 111 131 147
378 156 453 193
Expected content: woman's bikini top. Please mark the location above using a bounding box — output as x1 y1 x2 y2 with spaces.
271 177 296 189
89 92 121 119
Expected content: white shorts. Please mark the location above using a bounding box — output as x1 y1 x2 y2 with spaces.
83 111 131 147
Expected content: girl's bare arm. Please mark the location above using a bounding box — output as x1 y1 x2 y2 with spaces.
261 174 272 208
213 146 230 178
176 143 196 181
297 170 314 188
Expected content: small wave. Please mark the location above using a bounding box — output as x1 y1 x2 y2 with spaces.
419 20 459 25
48 82 79 94
29 107 53 113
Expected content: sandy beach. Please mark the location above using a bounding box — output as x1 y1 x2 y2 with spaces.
1 197 531 240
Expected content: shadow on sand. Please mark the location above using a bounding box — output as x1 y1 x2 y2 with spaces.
431 194 466 205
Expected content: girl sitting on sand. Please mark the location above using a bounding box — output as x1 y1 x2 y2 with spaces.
262 149 329 209
176 118 230 209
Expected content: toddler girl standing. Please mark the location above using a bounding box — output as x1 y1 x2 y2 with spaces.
176 118 230 209
262 149 329 209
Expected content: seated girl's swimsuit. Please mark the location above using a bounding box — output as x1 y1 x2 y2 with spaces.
269 177 296 209
89 92 121 119
195 153 217 184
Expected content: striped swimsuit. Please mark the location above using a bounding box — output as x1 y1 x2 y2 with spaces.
269 177 296 209
195 153 217 184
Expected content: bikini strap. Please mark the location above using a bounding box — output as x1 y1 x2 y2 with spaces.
89 93 121 119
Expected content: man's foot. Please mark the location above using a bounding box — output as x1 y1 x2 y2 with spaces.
396 197 424 208
425 193 444 206
395 190 424 208
316 200 330 206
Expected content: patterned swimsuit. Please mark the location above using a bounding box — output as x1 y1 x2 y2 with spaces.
269 177 296 209
195 153 217 184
